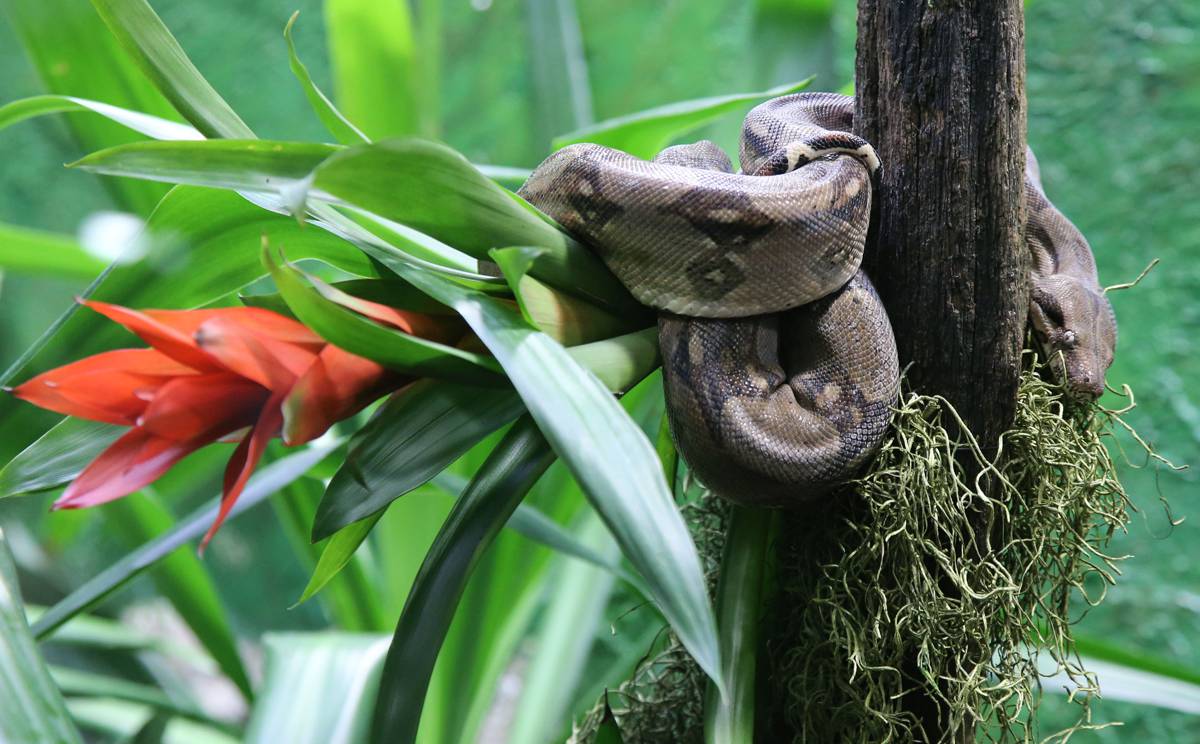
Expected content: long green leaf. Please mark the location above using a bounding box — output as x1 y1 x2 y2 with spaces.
0 95 202 142
1 0 177 214
245 633 391 744
370 416 556 742
384 264 722 695
507 510 618 744
525 0 594 147
295 512 382 608
64 699 236 744
49 666 220 730
0 221 106 280
553 78 814 159
30 440 339 639
0 530 83 744
0 418 122 498
271 476 385 631
282 12 368 146
315 378 523 538
323 0 426 139
88 0 253 139
70 138 637 313
71 140 338 195
704 505 772 744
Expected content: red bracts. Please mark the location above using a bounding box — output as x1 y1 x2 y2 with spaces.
11 299 454 548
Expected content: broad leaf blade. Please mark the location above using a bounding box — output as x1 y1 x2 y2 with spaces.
70 137 637 313
245 633 391 744
323 0 427 139
315 379 523 538
71 139 338 194
0 530 83 744
0 95 202 142
0 418 122 498
0 221 106 280
283 13 368 145
1 0 177 214
383 264 723 697
553 78 814 159
704 505 773 744
89 0 254 139
369 416 556 742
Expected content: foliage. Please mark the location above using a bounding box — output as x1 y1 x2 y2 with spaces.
0 0 1194 742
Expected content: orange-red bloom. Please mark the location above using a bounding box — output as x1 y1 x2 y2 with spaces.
11 298 452 548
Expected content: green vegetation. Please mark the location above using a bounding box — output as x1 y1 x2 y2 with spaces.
0 0 1194 741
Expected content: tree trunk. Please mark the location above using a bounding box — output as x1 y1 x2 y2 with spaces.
853 1 1028 740
855 0 1029 455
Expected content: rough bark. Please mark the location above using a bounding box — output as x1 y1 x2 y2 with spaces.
853 2 1028 741
855 0 1029 456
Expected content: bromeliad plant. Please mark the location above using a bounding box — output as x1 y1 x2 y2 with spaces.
0 0 811 741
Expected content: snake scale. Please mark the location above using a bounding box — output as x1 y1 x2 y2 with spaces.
519 92 1116 506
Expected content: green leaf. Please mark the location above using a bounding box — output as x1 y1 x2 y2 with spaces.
507 510 619 744
0 418 122 498
595 699 625 744
552 78 814 159
1 0 178 214
88 0 254 139
704 505 773 744
49 666 220 730
0 221 106 280
71 139 338 194
70 138 638 313
381 264 723 698
506 502 639 590
0 95 202 142
283 12 368 145
295 512 382 608
0 530 83 744
314 378 523 538
323 0 428 139
525 0 594 146
64 699 236 744
263 247 502 383
242 278 452 319
30 440 339 640
271 475 385 632
102 494 252 699
370 416 556 742
1074 633 1200 689
490 246 643 345
244 633 391 744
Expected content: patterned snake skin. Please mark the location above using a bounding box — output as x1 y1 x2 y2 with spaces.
519 92 1115 506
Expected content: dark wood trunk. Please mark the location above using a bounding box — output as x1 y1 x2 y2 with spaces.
855 0 1029 455
853 1 1028 740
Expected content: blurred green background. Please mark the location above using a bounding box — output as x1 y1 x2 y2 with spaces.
0 0 1195 740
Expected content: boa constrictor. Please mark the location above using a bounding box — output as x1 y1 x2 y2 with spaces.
519 92 1115 507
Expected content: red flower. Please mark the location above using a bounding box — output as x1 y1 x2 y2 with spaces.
10 298 454 548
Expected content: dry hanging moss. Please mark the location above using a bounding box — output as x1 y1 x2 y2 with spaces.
570 354 1174 743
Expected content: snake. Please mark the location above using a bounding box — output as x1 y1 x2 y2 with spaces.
518 92 1116 507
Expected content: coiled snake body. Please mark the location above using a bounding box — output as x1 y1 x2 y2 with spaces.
519 93 1115 506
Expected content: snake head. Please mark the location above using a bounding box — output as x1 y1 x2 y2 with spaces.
1029 277 1117 400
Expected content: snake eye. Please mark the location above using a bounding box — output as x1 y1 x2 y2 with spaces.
1062 330 1078 347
